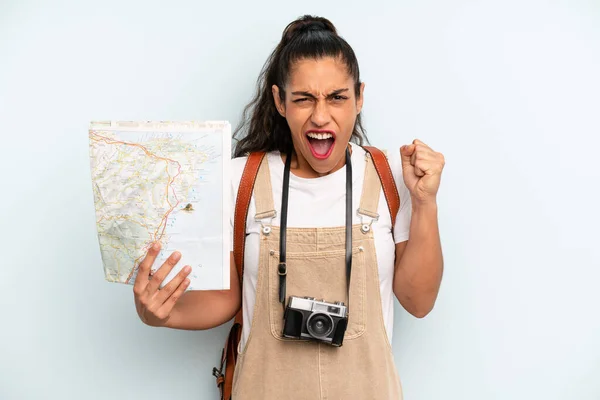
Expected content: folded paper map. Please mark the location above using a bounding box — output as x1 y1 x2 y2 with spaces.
89 121 230 290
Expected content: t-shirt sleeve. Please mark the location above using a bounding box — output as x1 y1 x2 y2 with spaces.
389 149 412 243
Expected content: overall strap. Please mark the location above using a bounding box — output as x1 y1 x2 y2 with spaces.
362 146 400 230
215 151 265 400
252 155 277 221
358 151 382 220
216 148 399 399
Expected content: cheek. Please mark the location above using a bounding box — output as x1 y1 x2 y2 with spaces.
285 106 311 130
332 106 357 132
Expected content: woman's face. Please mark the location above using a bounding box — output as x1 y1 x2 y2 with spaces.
273 57 364 176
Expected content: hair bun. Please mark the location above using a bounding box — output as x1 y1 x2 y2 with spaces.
282 15 337 43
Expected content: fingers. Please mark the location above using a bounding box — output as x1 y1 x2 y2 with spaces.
412 143 435 161
402 143 427 176
414 165 426 177
403 139 439 177
133 242 161 295
145 251 182 295
155 264 192 305
411 152 426 177
132 245 190 326
413 139 430 149
400 144 416 167
155 276 192 320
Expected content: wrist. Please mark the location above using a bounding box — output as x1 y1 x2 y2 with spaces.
411 198 438 213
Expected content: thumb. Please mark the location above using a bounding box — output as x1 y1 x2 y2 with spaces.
400 145 415 167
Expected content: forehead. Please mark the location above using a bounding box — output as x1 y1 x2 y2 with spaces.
287 57 352 92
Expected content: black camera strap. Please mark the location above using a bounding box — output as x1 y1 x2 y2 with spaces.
278 147 353 311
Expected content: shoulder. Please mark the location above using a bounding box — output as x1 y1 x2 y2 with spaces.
231 155 249 175
230 152 277 190
375 147 407 195
230 155 248 190
361 145 402 181
383 147 403 182
363 144 410 205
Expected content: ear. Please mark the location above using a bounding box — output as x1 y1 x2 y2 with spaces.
272 84 286 117
356 82 365 115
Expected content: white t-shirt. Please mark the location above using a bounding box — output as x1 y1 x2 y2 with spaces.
230 143 412 349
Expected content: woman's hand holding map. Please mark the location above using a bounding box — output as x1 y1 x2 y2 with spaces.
133 243 192 327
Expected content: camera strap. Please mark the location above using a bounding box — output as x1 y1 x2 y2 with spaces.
278 147 353 310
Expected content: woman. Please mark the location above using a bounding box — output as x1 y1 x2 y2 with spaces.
132 15 445 399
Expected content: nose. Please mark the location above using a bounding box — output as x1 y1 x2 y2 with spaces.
310 100 331 127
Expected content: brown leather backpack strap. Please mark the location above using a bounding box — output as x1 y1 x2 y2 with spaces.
214 151 265 400
233 152 266 276
221 321 241 400
363 146 400 230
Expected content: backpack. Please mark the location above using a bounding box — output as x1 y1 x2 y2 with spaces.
213 146 401 400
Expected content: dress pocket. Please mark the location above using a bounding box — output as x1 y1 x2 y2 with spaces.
267 247 366 341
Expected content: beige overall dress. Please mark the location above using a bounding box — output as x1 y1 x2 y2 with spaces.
232 153 403 400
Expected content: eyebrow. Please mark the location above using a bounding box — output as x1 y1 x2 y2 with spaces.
290 88 350 98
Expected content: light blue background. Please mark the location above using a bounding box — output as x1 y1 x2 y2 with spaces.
1 1 599 399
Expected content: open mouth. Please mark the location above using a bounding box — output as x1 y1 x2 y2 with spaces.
306 130 336 159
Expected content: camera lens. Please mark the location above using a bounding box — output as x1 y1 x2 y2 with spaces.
306 313 334 339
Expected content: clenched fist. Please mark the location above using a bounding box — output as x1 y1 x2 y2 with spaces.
400 139 445 205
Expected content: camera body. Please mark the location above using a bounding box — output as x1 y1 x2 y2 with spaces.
282 296 348 347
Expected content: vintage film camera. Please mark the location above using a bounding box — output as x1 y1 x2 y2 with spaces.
282 296 349 346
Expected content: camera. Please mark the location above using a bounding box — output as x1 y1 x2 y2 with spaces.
282 296 349 346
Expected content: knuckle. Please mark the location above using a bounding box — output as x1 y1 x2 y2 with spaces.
150 271 164 283
138 266 150 277
147 305 159 316
139 257 150 268
151 268 166 281
155 310 169 320
162 284 175 296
